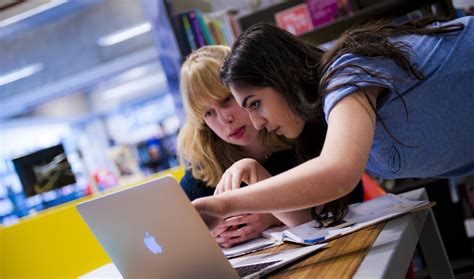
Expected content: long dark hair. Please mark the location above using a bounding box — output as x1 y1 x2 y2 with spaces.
221 17 464 226
221 23 325 123
320 18 464 147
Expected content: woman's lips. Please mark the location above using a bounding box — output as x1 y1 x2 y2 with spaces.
229 126 245 139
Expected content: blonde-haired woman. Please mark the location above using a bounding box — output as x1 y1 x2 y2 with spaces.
177 45 298 247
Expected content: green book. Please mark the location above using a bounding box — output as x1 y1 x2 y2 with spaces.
181 13 197 50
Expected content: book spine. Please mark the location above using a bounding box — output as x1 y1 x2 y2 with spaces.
196 10 215 45
220 13 235 45
181 13 197 51
206 10 237 46
207 20 224 45
224 14 237 45
227 12 241 38
188 10 206 48
173 14 191 56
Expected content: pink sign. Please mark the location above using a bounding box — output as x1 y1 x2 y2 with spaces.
305 0 352 28
275 4 314 35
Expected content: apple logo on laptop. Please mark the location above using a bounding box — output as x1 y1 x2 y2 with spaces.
144 232 163 254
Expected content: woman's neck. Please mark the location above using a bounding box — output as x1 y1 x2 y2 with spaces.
240 142 269 162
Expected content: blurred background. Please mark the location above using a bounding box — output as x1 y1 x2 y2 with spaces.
0 0 185 225
0 0 473 277
0 0 292 226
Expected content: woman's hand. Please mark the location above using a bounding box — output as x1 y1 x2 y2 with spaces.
214 158 272 195
192 196 228 230
212 213 281 248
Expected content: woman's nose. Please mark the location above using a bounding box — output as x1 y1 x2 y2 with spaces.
218 110 233 124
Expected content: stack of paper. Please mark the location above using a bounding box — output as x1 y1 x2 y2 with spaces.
264 194 431 245
222 193 432 255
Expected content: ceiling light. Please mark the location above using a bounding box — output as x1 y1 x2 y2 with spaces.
97 22 152 47
0 0 67 28
101 72 166 101
0 63 43 86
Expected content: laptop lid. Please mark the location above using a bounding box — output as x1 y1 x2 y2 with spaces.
76 175 239 278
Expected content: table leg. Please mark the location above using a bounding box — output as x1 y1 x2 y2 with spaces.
419 209 454 279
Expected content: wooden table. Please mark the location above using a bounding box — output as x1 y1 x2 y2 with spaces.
258 188 453 279
262 223 385 278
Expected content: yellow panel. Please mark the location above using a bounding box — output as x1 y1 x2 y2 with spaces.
1 203 111 279
0 167 184 278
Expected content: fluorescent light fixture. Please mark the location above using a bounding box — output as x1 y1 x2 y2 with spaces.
0 63 43 86
97 22 152 47
117 65 151 82
0 0 68 28
101 73 166 100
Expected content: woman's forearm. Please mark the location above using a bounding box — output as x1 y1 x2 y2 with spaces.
219 91 376 219
221 156 361 216
273 208 313 227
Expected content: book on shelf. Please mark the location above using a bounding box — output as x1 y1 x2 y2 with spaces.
207 20 225 45
305 0 353 29
180 13 197 51
188 10 206 48
168 9 191 57
221 193 434 258
275 3 314 35
195 9 215 45
206 9 239 46
171 8 241 57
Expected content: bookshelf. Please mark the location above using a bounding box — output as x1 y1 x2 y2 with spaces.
167 6 241 57
237 0 455 44
238 0 306 31
152 0 456 67
300 0 455 44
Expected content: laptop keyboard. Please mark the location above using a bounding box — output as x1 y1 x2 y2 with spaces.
234 260 281 277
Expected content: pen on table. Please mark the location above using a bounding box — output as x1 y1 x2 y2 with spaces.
304 236 326 244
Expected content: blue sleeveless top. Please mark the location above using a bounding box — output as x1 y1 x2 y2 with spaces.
323 16 474 179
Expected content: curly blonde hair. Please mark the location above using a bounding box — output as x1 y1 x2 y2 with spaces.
177 45 290 186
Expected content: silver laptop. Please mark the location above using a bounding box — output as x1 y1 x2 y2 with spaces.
76 175 325 278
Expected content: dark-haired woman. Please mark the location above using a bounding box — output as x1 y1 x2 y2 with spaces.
193 16 474 229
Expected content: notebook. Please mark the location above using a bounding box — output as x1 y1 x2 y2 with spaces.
76 175 326 278
262 193 434 245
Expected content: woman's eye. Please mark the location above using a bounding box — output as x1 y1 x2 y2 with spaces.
250 100 260 109
204 111 213 118
221 95 233 105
